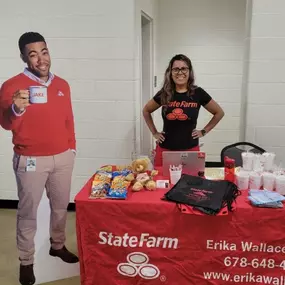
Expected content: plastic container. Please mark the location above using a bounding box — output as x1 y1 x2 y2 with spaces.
249 171 262 189
169 170 182 185
262 172 276 191
276 175 285 195
236 171 249 190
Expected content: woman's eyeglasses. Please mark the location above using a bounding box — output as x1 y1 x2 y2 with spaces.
171 67 189 74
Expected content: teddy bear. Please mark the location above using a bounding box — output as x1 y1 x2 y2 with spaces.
131 157 158 191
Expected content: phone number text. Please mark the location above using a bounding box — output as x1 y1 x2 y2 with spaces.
224 257 285 270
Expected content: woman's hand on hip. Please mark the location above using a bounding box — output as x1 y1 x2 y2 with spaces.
153 132 165 144
192 129 203 139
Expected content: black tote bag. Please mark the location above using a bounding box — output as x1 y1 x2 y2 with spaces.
164 174 241 214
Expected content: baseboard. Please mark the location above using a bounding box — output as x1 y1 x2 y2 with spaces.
0 200 76 211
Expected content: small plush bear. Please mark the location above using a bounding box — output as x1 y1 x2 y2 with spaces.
131 157 158 191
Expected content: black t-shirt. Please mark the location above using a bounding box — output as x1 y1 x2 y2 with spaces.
153 87 212 150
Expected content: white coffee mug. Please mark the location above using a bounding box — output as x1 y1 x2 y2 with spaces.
29 86 47 104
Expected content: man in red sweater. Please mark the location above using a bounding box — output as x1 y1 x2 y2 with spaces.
0 32 78 285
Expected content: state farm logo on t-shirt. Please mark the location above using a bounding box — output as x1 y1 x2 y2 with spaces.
166 108 188 121
168 101 198 108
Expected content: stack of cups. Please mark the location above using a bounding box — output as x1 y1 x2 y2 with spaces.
275 175 285 195
241 152 255 171
262 152 276 172
249 172 262 190
235 171 249 190
262 172 276 191
252 154 263 172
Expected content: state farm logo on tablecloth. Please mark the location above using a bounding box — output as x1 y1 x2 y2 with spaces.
98 232 179 249
98 232 179 282
117 252 160 280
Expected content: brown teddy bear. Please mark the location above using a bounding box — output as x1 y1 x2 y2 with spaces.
131 157 158 191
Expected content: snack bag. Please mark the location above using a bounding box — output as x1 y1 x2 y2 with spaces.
98 165 113 172
90 171 112 199
112 169 132 178
108 175 130 199
90 182 110 199
115 164 132 172
94 171 112 183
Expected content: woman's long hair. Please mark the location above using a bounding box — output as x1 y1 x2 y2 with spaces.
159 54 195 106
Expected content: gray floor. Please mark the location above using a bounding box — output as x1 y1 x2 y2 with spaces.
0 209 80 285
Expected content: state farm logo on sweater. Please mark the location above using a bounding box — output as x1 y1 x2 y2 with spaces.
57 90 64 96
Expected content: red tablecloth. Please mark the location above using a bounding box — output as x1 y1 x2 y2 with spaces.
75 176 285 285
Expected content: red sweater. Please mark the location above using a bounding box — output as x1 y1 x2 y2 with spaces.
0 73 76 156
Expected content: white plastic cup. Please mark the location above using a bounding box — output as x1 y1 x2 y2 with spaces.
29 86 47 104
170 170 182 185
262 172 276 191
249 172 262 189
263 153 276 172
242 152 254 171
275 176 285 195
253 154 263 172
236 171 249 190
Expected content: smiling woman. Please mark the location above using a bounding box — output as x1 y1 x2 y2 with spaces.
142 54 225 167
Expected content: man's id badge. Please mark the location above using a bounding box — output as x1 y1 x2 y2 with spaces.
26 157 36 172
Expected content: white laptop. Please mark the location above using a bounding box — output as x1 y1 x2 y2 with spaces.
162 151 206 177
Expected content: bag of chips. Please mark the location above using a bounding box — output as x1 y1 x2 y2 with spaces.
98 165 113 172
90 171 112 199
112 169 131 178
94 171 112 183
107 175 130 199
90 182 110 199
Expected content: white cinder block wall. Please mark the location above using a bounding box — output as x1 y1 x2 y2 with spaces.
245 0 285 165
1 0 285 201
0 0 137 201
154 0 247 161
135 0 158 156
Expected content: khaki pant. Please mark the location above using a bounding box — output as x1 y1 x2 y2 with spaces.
13 149 75 265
